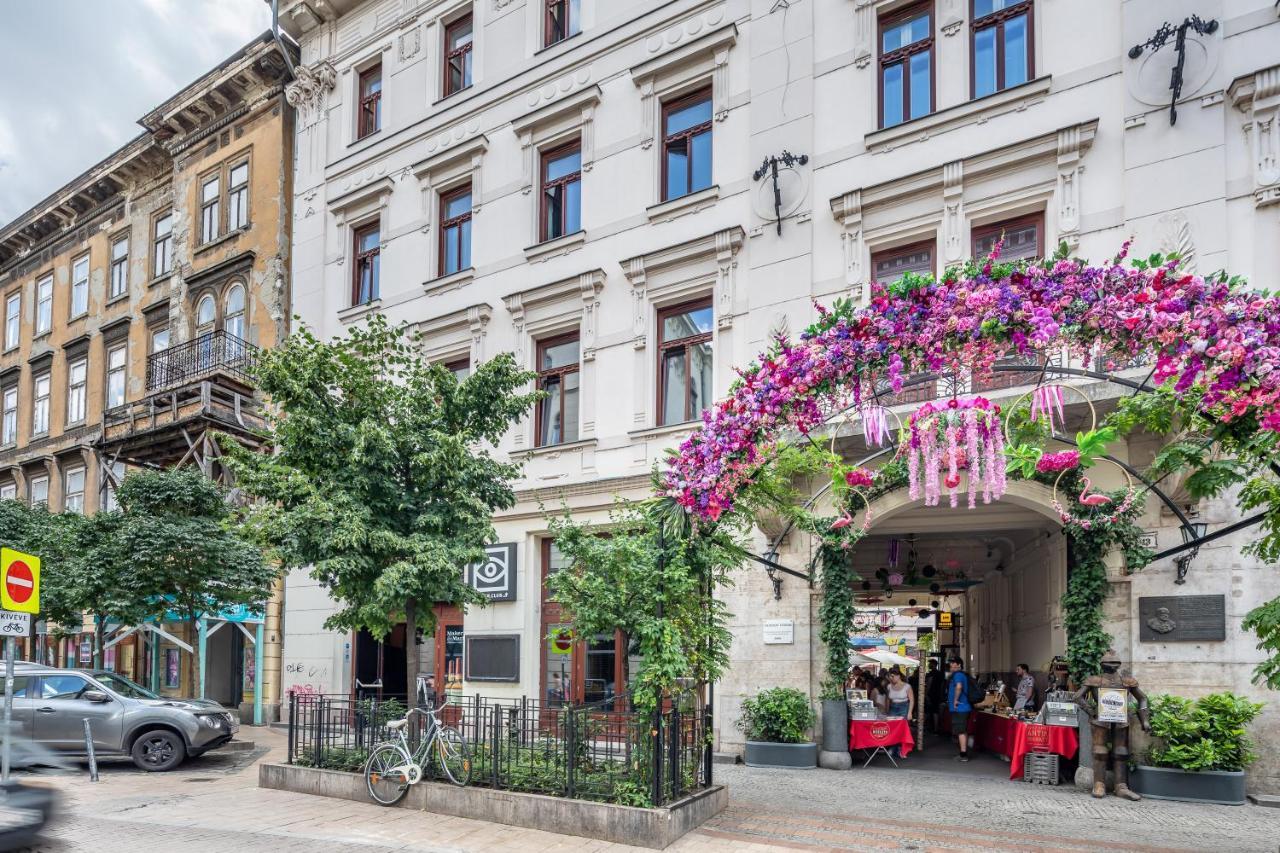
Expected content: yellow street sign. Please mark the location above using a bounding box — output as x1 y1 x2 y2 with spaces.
938 611 953 629
0 548 40 615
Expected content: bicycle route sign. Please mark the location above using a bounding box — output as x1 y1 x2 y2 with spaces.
0 549 39 615
0 613 29 637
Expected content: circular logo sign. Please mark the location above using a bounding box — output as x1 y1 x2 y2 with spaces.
870 722 890 741
551 628 574 654
5 560 33 604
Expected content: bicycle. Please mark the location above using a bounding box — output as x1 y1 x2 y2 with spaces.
364 701 473 806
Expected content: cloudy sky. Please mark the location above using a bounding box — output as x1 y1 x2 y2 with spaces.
0 0 272 226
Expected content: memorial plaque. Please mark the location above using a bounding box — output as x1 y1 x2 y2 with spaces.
1138 595 1225 642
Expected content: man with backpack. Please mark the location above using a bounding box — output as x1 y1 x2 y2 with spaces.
947 658 978 761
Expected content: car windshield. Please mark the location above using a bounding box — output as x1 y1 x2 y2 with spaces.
95 672 160 700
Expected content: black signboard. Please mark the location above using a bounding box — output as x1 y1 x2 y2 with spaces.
467 543 517 602
1138 595 1226 642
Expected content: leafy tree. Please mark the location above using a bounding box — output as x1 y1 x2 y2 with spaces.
0 499 83 645
225 315 540 699
112 468 275 691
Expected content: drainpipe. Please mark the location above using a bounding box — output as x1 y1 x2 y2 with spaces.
271 0 297 78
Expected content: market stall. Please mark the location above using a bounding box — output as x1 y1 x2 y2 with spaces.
975 711 1078 780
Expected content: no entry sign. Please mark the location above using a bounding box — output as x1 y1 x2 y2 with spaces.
0 549 39 615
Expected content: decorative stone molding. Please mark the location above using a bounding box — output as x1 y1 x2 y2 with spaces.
631 24 738 148
852 0 874 69
399 26 422 62
412 133 488 217
621 226 746 344
502 269 606 366
284 60 337 124
1228 65 1280 207
1056 126 1086 250
1156 211 1196 273
513 86 601 192
940 0 963 36
829 190 866 300
941 161 964 264
327 176 394 227
415 303 492 365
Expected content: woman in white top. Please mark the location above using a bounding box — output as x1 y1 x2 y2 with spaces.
885 669 915 758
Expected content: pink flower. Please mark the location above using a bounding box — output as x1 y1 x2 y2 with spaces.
844 468 875 488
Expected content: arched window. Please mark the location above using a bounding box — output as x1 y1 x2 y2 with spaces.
224 284 246 342
196 294 217 336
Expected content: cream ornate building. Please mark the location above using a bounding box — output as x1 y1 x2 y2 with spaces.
276 0 1280 786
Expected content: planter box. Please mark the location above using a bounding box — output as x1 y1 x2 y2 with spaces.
1130 764 1247 806
259 763 727 849
743 741 817 769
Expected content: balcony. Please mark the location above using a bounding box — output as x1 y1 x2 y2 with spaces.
146 330 256 393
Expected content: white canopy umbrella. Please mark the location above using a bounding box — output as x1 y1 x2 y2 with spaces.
861 648 920 669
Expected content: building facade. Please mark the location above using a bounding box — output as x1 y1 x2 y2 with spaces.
277 0 1280 786
0 32 294 721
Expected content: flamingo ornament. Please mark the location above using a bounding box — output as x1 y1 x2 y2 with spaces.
1078 477 1113 507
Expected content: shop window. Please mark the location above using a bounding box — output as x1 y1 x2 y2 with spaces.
70 255 89 318
657 299 713 426
879 3 933 128
464 635 520 682
227 162 250 231
444 14 473 98
535 334 580 446
352 222 380 306
971 213 1043 261
539 142 581 242
440 184 473 276
110 236 129 298
442 624 464 700
545 0 580 46
358 65 382 139
66 358 87 425
662 88 713 201
972 0 1033 99
153 211 173 277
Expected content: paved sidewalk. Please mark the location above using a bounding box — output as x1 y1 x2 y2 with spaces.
21 728 1280 851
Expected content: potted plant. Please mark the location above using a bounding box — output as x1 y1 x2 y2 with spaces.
1131 692 1264 805
738 687 818 768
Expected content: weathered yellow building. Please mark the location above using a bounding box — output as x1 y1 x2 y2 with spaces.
0 32 294 722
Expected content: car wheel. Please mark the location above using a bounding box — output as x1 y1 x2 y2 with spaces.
130 730 186 771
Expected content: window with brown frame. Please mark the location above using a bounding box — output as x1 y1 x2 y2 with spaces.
358 65 382 139
657 299 713 426
971 212 1043 261
661 88 713 202
544 0 580 46
352 222 380 306
972 0 1033 99
539 142 581 243
535 333 579 446
444 357 470 380
871 239 936 285
439 184 472 276
200 173 220 244
444 14 473 98
879 2 933 128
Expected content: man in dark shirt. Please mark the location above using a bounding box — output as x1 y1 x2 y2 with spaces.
924 660 944 732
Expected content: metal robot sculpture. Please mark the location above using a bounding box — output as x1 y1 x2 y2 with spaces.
1073 650 1150 800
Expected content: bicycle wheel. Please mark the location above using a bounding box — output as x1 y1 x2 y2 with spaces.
436 726 473 786
365 744 411 806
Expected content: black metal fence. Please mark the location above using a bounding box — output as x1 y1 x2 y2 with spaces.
146 330 257 392
286 692 710 808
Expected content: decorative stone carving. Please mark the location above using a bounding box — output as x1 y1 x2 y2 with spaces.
941 161 964 263
714 229 742 328
284 60 337 122
399 26 421 62
1229 65 1280 207
830 190 866 301
1056 126 1086 251
1155 211 1196 272
853 0 874 69
940 0 963 36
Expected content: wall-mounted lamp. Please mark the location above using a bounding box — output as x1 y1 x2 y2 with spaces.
1175 521 1209 584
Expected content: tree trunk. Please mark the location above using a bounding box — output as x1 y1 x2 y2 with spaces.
187 618 200 699
93 617 105 670
405 598 420 707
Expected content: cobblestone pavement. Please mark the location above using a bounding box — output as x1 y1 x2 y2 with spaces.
16 730 1280 851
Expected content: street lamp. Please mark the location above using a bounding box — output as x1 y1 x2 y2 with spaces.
1175 521 1209 585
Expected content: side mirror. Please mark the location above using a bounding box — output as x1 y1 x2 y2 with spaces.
83 690 109 704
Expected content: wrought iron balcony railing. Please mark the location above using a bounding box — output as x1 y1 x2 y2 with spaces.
146 330 257 393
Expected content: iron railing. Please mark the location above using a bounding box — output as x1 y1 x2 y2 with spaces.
285 691 710 808
146 330 257 392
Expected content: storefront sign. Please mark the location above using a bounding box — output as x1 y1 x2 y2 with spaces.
467 543 517 602
762 619 794 644
937 611 953 629
1138 595 1225 642
1097 687 1128 723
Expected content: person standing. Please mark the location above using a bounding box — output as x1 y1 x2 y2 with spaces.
924 659 944 732
947 658 973 761
885 669 915 759
1013 663 1036 712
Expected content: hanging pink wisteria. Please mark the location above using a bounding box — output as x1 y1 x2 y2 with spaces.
906 397 1007 508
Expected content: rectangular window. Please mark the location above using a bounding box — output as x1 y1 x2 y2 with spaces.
445 357 470 380
29 476 48 508
540 143 581 242
1 387 16 445
151 326 170 354
101 461 125 512
227 162 249 231
545 0 580 46
872 240 936 285
352 223 380 306
358 65 382 139
971 213 1043 261
657 299 714 426
4 293 18 350
0 483 14 501
32 373 50 436
464 635 520 682
110 236 129 298
70 255 89 318
662 89 713 201
107 345 127 409
35 276 52 335
444 14 473 97
879 3 933 128
200 174 221 244
536 334 580 446
972 0 1032 99
63 467 85 515
439 185 472 276
66 358 87 425
153 211 173 276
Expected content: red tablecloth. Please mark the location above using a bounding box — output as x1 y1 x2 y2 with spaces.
975 712 1078 780
849 718 915 758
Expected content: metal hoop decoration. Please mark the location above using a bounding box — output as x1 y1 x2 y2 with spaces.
826 405 905 456
1003 382 1099 448
1051 459 1139 529
829 484 874 538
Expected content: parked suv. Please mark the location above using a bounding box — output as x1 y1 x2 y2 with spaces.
2 663 238 771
